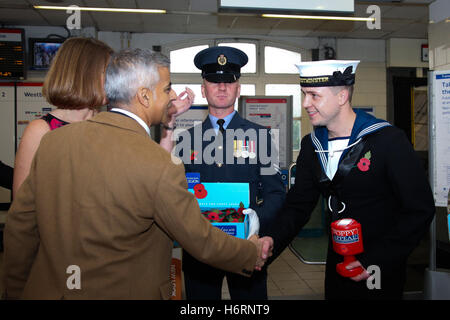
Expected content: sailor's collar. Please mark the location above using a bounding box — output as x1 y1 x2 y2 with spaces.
311 109 391 172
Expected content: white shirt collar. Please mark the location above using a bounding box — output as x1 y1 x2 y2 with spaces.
110 108 151 137
326 138 349 180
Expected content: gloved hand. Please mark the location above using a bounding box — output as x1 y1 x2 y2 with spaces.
243 208 260 240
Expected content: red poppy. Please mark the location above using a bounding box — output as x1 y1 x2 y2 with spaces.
207 212 221 221
357 158 371 172
190 150 198 161
193 183 207 199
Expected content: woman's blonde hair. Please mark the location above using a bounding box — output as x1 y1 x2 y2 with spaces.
42 37 113 110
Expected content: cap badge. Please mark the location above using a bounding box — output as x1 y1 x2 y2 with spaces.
217 54 227 66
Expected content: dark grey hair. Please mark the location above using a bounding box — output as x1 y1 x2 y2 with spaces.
105 48 170 106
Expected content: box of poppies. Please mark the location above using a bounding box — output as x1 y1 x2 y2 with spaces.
187 182 249 239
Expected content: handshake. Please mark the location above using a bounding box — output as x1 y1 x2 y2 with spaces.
244 208 273 271
248 235 274 271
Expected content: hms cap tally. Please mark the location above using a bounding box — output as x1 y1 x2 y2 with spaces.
296 60 360 87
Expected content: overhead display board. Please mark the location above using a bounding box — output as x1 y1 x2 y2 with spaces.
219 0 354 13
0 28 26 80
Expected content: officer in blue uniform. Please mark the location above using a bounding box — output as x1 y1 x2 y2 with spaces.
177 46 286 300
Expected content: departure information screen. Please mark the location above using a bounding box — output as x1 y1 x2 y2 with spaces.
0 28 26 80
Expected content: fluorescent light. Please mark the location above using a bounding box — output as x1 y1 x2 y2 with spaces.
262 13 374 22
34 5 166 14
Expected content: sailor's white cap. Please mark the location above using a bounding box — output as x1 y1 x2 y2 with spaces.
295 60 360 87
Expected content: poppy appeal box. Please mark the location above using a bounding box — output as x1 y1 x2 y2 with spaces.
187 178 249 239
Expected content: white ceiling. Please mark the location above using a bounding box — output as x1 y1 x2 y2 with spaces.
0 0 435 39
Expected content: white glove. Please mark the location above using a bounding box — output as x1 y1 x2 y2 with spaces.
243 208 260 240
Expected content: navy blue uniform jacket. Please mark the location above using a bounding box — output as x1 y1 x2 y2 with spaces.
177 112 286 272
267 110 435 299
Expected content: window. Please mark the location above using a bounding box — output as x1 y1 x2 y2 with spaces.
170 45 208 73
240 84 255 96
218 42 256 73
265 46 301 74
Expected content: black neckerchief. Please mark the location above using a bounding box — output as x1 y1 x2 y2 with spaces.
315 136 367 221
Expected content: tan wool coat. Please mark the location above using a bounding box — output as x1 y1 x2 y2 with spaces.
3 112 257 299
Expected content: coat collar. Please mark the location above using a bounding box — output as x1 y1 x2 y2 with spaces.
311 109 391 172
88 111 150 138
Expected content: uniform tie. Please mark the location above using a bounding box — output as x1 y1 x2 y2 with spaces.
217 119 226 134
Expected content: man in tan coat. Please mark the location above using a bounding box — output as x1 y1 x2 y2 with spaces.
2 48 273 300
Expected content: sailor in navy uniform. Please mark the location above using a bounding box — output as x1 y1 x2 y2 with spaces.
266 60 435 299
176 46 286 300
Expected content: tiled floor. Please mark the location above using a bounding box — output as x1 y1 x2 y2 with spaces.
222 247 325 300
0 246 325 300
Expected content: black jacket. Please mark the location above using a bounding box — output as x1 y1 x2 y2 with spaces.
267 113 435 299
0 161 13 190
176 112 286 272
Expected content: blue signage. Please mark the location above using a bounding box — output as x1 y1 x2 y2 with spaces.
216 225 237 236
185 172 200 189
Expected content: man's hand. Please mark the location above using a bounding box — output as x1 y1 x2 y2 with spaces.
249 235 274 271
345 260 371 282
160 87 195 152
167 87 195 123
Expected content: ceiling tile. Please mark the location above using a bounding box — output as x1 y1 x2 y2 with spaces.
136 0 189 11
0 0 433 39
313 20 359 32
382 5 428 20
273 18 324 31
388 22 428 38
0 8 45 25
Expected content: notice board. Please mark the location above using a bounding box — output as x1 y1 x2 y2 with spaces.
0 82 52 164
15 82 55 148
238 96 293 169
429 70 450 207
0 82 15 167
174 105 209 131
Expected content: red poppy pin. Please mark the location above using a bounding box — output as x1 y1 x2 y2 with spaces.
193 183 207 199
190 150 198 161
357 151 371 172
